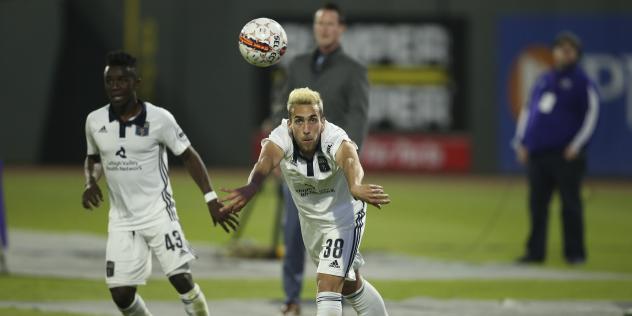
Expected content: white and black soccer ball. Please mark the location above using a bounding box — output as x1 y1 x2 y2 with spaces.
238 17 287 67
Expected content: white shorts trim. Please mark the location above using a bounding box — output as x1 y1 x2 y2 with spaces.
166 263 192 277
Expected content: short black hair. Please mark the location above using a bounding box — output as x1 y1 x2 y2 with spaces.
319 3 345 24
106 50 137 69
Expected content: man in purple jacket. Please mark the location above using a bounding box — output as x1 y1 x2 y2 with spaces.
513 32 599 265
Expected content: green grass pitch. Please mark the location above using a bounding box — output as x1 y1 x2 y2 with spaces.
1 167 632 312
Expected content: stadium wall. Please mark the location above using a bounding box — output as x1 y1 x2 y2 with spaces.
1 0 631 173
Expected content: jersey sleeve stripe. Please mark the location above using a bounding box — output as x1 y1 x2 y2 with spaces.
158 145 177 221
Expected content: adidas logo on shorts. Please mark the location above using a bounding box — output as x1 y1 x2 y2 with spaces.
98 126 107 133
328 260 340 269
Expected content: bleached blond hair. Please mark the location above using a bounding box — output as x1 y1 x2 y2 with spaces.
286 87 324 116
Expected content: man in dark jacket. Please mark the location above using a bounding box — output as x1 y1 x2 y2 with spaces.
513 32 599 265
269 3 369 315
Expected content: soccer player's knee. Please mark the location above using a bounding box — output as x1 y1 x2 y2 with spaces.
342 279 360 296
317 273 344 292
168 272 194 294
342 271 362 295
109 286 136 309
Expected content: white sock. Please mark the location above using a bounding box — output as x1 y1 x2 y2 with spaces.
120 294 152 316
180 283 209 316
316 291 342 316
344 278 388 316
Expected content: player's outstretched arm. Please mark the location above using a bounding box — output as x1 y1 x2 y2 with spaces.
82 155 103 210
219 141 284 214
335 140 391 209
179 146 239 233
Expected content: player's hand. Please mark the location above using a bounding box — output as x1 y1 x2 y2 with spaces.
219 185 258 214
350 184 390 209
207 199 239 233
82 183 103 210
515 144 529 165
564 146 579 161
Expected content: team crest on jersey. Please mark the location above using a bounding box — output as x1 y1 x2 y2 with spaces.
135 122 150 136
317 155 331 172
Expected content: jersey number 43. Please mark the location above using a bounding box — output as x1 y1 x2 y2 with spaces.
165 230 183 251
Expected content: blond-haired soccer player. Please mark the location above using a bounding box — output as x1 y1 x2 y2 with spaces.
221 87 390 316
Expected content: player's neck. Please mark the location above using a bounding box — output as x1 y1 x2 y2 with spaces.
318 42 340 55
294 141 317 159
299 148 317 158
554 62 577 73
112 99 142 122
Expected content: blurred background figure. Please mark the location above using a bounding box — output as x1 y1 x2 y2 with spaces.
266 3 370 315
512 32 599 265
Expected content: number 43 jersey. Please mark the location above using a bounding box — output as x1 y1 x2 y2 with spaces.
85 102 191 232
264 119 364 230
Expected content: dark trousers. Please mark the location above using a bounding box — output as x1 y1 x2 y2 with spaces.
281 184 305 304
526 150 587 261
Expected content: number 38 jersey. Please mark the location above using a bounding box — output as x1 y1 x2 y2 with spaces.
264 119 364 229
85 102 190 232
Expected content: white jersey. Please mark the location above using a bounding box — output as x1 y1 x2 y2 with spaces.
85 102 190 231
265 119 364 229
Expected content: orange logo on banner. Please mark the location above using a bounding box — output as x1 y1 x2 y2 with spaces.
507 45 554 120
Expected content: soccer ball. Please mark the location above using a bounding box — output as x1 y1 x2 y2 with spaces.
238 18 287 67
